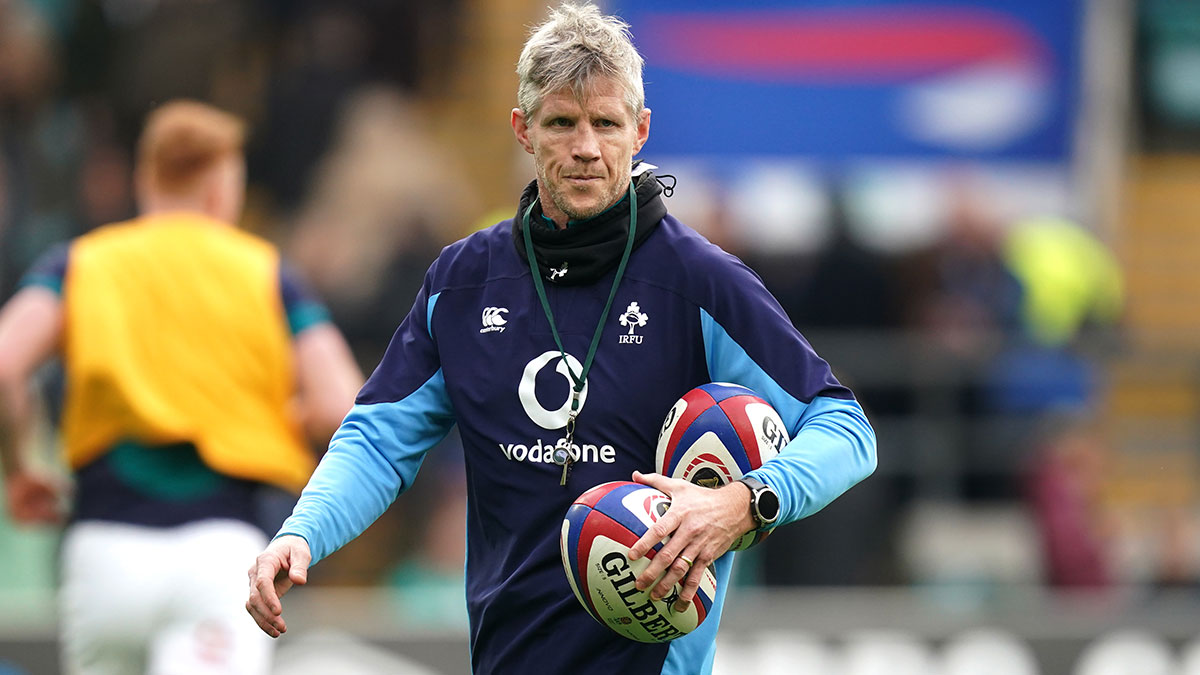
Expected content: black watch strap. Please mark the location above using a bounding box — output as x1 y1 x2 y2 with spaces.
737 476 780 530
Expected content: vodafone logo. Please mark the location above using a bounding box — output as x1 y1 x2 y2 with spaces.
501 351 615 465
518 351 590 429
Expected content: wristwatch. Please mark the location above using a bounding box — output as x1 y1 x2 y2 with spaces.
736 476 780 530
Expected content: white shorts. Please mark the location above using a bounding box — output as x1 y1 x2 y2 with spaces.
60 519 273 675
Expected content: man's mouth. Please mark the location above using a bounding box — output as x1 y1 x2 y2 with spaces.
564 176 603 191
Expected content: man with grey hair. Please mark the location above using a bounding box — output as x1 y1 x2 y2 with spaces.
247 3 876 673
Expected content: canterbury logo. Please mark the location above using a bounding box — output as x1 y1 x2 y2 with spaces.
481 307 509 333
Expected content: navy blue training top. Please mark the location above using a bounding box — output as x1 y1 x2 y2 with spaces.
279 214 877 674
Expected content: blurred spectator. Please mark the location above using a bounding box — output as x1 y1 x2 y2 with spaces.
75 134 134 232
0 2 57 114
250 5 373 213
0 0 77 297
891 179 1030 502
1025 415 1112 587
983 217 1123 414
1002 216 1123 350
1003 219 1124 588
791 187 903 332
250 0 465 214
896 180 1022 361
287 86 479 365
95 0 257 144
1137 0 1200 152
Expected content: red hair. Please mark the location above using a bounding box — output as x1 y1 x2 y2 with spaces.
137 100 245 195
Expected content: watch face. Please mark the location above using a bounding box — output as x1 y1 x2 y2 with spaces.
757 488 780 524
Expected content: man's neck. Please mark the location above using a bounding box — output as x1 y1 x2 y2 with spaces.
139 201 231 225
141 200 205 216
538 196 571 230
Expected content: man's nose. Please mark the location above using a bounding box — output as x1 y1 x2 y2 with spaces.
572 125 601 161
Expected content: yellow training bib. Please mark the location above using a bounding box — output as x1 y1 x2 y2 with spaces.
61 212 313 492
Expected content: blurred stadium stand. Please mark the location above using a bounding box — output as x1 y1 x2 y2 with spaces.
7 0 1200 672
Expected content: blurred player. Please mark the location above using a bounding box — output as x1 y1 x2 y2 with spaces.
0 100 363 674
247 3 875 673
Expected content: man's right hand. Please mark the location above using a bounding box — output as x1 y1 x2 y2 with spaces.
246 534 311 638
4 471 64 525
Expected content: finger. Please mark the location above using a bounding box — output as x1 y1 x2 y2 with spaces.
651 553 694 601
629 511 679 561
255 571 281 613
245 577 271 622
674 560 706 612
246 599 285 638
635 551 664 592
245 599 274 636
253 559 285 615
628 528 659 562
248 590 287 636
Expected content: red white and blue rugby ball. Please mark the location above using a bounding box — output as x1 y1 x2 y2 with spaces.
655 382 790 551
560 481 717 643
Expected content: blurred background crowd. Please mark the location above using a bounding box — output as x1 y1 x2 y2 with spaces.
4 0 1200 672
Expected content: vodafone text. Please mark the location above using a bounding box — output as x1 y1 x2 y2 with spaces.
498 438 617 464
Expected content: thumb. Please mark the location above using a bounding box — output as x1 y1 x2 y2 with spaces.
632 470 666 488
289 554 310 586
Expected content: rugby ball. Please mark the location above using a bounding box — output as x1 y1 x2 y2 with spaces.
655 382 790 550
560 481 717 643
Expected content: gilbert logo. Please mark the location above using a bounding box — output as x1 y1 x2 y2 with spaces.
618 301 648 344
481 307 509 333
761 416 788 453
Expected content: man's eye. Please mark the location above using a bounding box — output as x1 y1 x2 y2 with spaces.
550 118 572 127
596 119 617 128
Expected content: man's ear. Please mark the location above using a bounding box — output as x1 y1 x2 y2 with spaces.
512 108 535 154
632 108 651 155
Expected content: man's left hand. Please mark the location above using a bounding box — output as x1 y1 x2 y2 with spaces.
627 470 754 612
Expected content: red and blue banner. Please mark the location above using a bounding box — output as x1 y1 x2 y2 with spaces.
613 0 1082 161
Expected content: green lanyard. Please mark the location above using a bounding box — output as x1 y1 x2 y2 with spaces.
522 180 638 486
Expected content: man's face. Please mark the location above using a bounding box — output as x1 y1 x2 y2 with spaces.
512 77 650 227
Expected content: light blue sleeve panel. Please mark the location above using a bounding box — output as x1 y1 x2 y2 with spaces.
750 396 876 524
276 369 456 564
700 310 876 526
661 553 735 675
